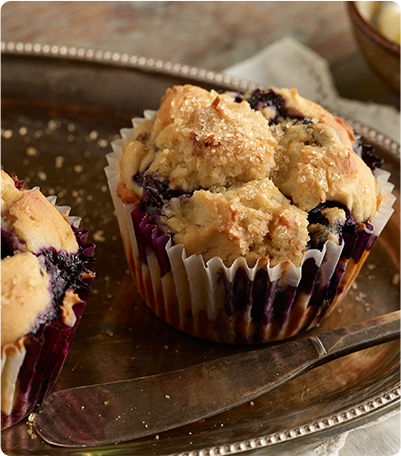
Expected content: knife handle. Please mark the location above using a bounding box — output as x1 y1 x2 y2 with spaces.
315 309 400 362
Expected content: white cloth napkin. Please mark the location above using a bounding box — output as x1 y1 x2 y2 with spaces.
224 37 400 456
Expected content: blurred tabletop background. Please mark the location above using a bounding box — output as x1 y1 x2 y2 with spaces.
1 1 400 110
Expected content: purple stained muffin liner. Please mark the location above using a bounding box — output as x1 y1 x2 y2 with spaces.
1 219 95 429
128 206 376 344
105 114 396 344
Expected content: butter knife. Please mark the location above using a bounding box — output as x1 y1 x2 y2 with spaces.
34 310 400 447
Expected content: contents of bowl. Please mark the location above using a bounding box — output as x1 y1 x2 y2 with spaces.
377 1 400 44
355 0 401 45
1 170 96 428
107 84 395 344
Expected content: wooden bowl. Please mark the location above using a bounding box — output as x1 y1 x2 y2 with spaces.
347 1 400 93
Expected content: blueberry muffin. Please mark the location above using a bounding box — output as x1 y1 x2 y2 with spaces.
1 170 95 428
106 84 395 344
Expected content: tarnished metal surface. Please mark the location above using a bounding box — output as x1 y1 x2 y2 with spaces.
1 44 400 456
34 312 400 447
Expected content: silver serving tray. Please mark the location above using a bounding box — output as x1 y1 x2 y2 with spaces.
1 41 400 456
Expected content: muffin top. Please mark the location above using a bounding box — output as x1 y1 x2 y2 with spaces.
120 85 278 193
1 171 85 348
118 84 378 267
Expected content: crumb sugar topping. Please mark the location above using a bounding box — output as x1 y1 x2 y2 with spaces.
119 85 378 267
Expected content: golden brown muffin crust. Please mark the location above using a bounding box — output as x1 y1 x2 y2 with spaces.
273 87 356 148
161 179 309 267
123 85 278 193
1 170 78 254
270 120 377 221
118 85 378 267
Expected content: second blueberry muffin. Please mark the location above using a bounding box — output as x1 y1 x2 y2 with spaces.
1 170 96 428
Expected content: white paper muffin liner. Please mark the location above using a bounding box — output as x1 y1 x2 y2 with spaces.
1 195 96 429
105 112 396 344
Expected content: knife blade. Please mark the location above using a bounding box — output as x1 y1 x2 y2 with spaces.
34 310 400 447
